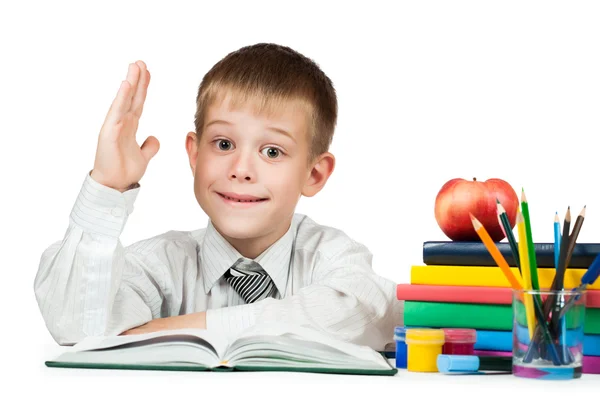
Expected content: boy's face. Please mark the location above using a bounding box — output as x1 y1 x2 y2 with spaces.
186 95 333 257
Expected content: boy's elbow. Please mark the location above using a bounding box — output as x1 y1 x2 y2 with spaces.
41 312 109 346
46 317 100 346
53 333 79 347
42 321 81 346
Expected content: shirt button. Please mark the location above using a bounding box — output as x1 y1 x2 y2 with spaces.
111 207 124 217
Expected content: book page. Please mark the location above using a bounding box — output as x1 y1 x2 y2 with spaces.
56 328 233 366
67 328 231 356
225 323 392 370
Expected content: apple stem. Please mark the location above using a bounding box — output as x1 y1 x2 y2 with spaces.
473 177 477 181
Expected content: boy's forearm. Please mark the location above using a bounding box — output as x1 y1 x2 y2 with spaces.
205 270 401 351
120 312 206 335
35 227 124 345
34 173 140 345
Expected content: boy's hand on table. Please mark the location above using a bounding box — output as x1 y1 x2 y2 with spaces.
90 60 160 192
120 312 206 335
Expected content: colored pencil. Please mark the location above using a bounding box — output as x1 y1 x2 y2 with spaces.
551 207 572 292
517 211 535 338
496 199 521 276
554 212 561 269
521 189 540 291
520 189 545 341
554 210 569 363
541 208 571 326
563 206 586 275
552 207 585 347
469 213 523 290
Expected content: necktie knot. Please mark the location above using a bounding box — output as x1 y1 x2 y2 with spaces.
224 258 276 304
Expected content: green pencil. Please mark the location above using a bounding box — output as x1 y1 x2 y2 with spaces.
521 189 540 290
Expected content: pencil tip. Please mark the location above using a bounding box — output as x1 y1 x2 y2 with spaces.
469 213 482 229
496 198 500 204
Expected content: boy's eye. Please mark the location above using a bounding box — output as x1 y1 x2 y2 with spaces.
261 147 282 159
216 139 233 151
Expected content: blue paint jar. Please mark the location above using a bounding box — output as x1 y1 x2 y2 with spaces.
395 326 407 368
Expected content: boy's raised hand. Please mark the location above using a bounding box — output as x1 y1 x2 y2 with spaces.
90 61 160 192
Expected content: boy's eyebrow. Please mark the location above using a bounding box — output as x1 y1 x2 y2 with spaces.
205 119 296 143
266 126 296 143
205 120 232 129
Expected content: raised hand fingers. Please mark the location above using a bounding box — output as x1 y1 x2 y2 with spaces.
131 60 150 117
122 62 141 113
103 79 131 129
103 63 142 129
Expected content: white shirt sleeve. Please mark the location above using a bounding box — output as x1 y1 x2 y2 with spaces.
206 240 403 351
33 173 168 345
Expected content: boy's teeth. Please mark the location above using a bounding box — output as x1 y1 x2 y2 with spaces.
225 195 261 202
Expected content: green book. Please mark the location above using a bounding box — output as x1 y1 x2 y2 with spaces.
404 301 600 334
45 323 397 376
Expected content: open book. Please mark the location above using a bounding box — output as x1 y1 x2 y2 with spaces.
46 323 397 376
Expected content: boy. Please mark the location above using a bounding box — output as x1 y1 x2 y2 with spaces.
34 43 403 351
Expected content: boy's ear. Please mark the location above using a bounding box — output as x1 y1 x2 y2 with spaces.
185 131 199 177
302 152 335 197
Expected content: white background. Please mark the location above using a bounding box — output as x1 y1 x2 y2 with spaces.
2 0 600 397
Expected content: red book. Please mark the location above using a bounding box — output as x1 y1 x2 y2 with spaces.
396 283 600 308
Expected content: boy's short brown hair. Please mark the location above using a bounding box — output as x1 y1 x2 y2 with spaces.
194 43 337 162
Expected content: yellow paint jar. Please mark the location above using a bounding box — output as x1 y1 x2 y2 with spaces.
405 329 445 372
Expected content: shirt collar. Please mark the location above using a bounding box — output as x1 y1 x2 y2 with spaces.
201 219 295 296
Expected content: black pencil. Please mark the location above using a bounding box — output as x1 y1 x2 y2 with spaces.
496 199 521 276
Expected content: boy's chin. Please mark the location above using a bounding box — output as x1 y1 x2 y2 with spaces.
211 215 269 240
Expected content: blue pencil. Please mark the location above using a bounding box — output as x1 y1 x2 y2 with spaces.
554 211 571 364
554 212 561 268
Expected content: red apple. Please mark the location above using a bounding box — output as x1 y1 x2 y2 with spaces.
434 177 519 242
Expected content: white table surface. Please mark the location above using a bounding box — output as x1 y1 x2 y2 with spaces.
9 344 599 400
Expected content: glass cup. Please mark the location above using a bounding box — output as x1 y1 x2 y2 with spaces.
512 288 586 380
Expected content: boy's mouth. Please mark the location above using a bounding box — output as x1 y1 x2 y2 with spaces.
217 192 269 203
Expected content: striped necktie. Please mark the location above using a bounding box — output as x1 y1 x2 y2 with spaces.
224 258 276 304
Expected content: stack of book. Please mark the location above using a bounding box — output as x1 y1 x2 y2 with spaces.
397 240 600 374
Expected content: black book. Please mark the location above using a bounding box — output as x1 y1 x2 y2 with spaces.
423 241 600 269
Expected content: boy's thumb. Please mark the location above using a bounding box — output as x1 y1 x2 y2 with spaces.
141 136 160 161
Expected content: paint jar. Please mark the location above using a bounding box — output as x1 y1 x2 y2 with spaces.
442 328 477 355
394 326 407 368
405 328 445 372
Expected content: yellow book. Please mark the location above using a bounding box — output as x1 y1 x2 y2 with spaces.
410 265 600 290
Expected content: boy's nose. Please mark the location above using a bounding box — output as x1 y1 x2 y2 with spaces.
230 172 252 182
229 152 256 182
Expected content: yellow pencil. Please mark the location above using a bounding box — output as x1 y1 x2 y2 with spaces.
469 213 524 290
517 210 535 338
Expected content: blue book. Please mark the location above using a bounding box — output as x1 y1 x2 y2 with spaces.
423 241 600 268
474 329 600 356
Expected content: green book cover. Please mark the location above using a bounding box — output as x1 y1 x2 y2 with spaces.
44 361 397 376
404 301 600 334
